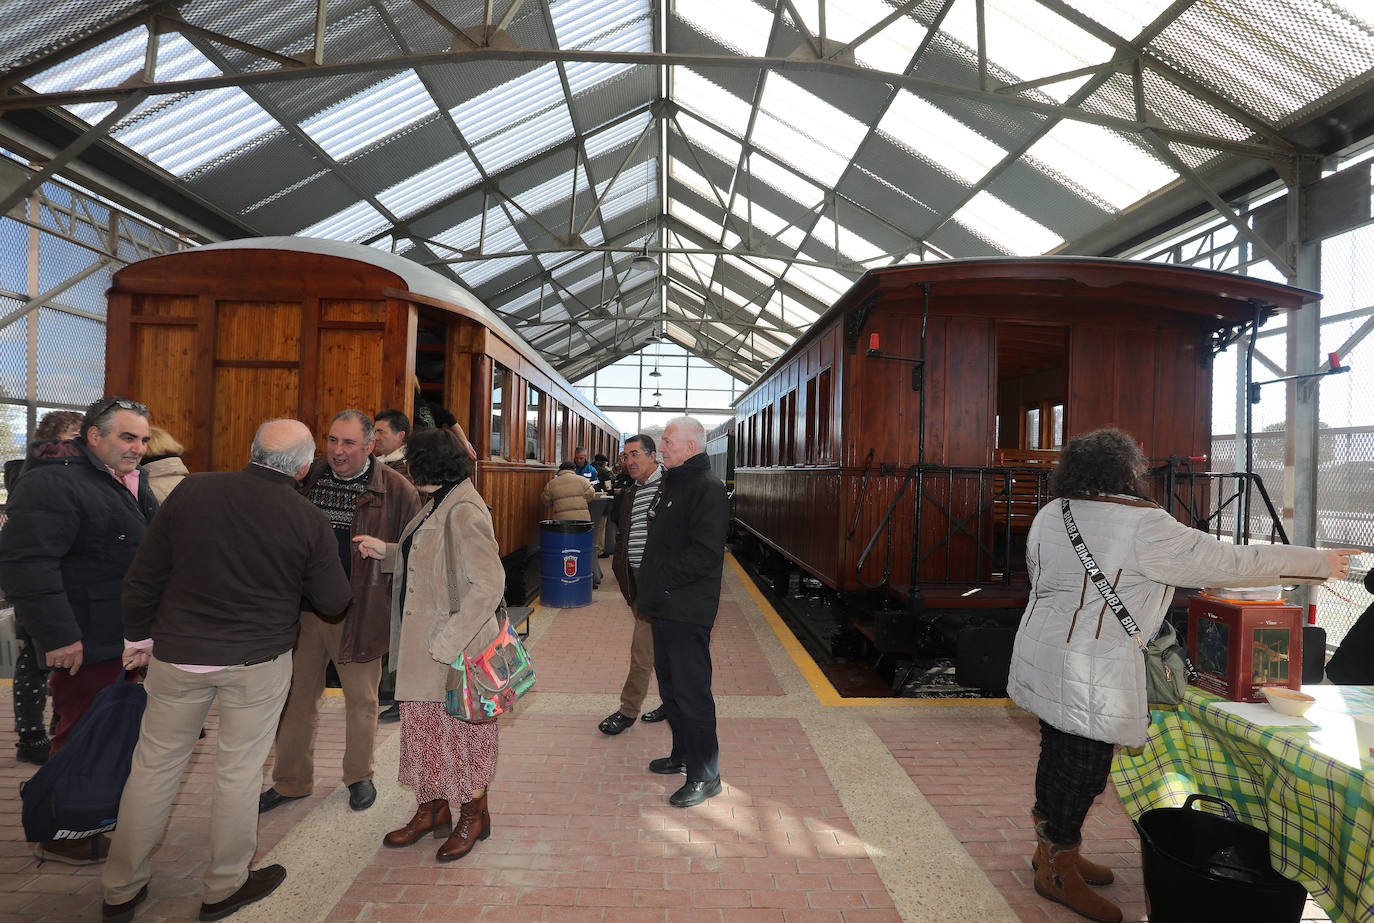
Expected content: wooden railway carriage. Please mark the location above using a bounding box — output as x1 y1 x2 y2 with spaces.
732 258 1313 615
104 237 618 602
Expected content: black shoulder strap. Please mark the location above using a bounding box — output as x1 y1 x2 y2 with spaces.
1060 498 1144 643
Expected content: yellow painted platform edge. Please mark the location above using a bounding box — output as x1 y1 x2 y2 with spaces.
726 552 1013 709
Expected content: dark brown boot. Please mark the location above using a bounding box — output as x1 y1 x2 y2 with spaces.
436 792 490 862
1032 827 1122 923
1030 811 1114 885
383 799 451 848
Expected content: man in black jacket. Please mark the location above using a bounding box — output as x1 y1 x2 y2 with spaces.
0 397 157 759
636 416 729 807
101 418 351 923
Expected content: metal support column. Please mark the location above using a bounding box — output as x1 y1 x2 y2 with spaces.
1284 157 1322 608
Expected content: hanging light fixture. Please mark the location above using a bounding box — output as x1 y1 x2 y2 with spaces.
652 389 662 398
630 243 657 275
649 366 661 377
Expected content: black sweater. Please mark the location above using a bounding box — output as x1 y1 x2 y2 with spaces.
122 464 351 666
635 453 728 627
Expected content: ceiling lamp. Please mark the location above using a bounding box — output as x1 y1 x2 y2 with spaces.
649 366 661 377
630 245 657 274
652 389 662 398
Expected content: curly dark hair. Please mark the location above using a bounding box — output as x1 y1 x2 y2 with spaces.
407 427 473 486
1050 428 1146 498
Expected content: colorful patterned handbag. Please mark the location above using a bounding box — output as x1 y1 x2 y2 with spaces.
444 613 536 722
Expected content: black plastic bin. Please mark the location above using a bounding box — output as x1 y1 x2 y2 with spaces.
1134 794 1307 923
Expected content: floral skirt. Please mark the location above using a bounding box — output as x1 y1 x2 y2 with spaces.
398 701 499 805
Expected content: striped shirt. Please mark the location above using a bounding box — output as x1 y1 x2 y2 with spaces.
627 466 662 568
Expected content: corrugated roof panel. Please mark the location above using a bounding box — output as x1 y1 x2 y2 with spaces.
673 69 752 143
300 70 439 162
597 159 657 223
377 152 481 219
296 199 389 241
1022 119 1174 211
753 74 868 189
670 0 772 56
585 110 652 159
112 86 279 176
458 255 530 289
567 65 656 133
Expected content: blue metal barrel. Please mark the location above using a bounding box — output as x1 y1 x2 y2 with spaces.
539 520 594 608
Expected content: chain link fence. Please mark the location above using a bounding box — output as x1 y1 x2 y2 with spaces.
1210 427 1374 647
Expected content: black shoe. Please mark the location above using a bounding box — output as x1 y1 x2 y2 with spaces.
348 780 377 811
648 756 686 775
669 776 722 808
198 865 286 921
598 711 635 735
258 788 307 813
16 738 49 765
102 883 147 923
641 704 668 723
378 702 401 723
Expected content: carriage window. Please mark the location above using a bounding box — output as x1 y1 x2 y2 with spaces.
526 385 544 461
490 364 509 458
816 368 832 465
556 407 567 463
763 404 774 465
1051 403 1064 449
1025 407 1042 450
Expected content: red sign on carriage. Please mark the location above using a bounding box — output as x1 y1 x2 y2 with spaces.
563 554 578 578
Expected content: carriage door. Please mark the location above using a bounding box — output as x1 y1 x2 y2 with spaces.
994 323 1068 456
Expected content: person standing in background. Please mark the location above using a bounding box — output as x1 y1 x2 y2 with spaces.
259 410 420 815
637 417 728 807
139 427 188 503
373 409 413 485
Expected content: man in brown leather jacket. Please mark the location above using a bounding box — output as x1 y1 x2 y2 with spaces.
260 410 421 814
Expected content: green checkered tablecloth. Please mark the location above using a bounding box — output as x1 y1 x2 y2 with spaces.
1111 685 1374 923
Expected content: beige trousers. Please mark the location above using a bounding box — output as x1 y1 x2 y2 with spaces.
103 654 292 905
617 570 656 717
270 612 382 796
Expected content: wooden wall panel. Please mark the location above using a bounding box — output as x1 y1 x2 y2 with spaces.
211 368 299 471
321 299 386 323
315 330 384 440
1068 325 1119 440
477 463 556 555
215 301 300 362
735 468 842 586
130 325 197 455
1111 326 1157 445
132 295 196 318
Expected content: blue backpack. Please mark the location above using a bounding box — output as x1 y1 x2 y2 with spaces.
21 678 146 843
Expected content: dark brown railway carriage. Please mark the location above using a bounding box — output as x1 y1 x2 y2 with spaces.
104 237 619 602
732 258 1313 612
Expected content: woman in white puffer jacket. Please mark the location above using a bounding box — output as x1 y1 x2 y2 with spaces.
1007 428 1356 923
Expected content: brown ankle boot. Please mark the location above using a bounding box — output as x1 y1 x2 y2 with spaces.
1030 812 1114 885
383 799 452 847
1032 831 1122 923
436 792 491 862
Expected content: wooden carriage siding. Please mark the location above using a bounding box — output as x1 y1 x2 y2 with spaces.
103 237 619 570
729 258 1316 604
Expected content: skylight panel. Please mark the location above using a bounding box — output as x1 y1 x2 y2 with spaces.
765 290 820 326
670 199 726 240
25 27 149 96
670 158 728 208
673 69 752 140
951 191 1062 255
459 255 528 288
753 75 868 188
673 112 743 169
1023 122 1175 210
451 65 566 145
515 165 590 216
748 153 824 209
673 0 772 55
470 106 577 175
377 153 481 218
112 87 279 176
552 0 649 48
586 112 652 159
879 91 1006 186
1061 1 1178 42
980 0 1112 103
297 200 389 242
730 196 806 251
812 216 888 265
300 70 439 162
783 263 853 305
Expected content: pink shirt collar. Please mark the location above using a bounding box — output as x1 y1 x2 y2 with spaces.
107 466 140 498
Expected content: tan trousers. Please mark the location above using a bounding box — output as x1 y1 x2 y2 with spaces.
618 570 656 717
271 613 382 796
593 513 608 556
103 654 292 905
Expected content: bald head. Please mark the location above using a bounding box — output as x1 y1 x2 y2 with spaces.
251 419 316 478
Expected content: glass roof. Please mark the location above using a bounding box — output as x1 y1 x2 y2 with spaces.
2 0 1371 385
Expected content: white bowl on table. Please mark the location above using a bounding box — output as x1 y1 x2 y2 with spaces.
1261 687 1316 717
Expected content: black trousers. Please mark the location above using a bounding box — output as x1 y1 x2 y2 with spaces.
651 618 718 782
1033 720 1115 846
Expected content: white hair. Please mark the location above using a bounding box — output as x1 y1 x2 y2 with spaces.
251 419 315 474
667 416 707 452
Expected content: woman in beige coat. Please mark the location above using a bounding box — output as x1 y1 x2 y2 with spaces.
353 427 507 863
140 426 189 503
541 462 595 520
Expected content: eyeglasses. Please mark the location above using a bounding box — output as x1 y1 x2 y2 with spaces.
87 397 149 418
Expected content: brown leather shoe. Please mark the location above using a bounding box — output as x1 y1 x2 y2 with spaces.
1031 811 1113 886
198 865 286 921
436 792 490 862
102 884 147 923
383 799 452 847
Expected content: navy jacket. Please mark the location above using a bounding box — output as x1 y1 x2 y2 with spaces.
0 437 158 665
635 452 728 627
